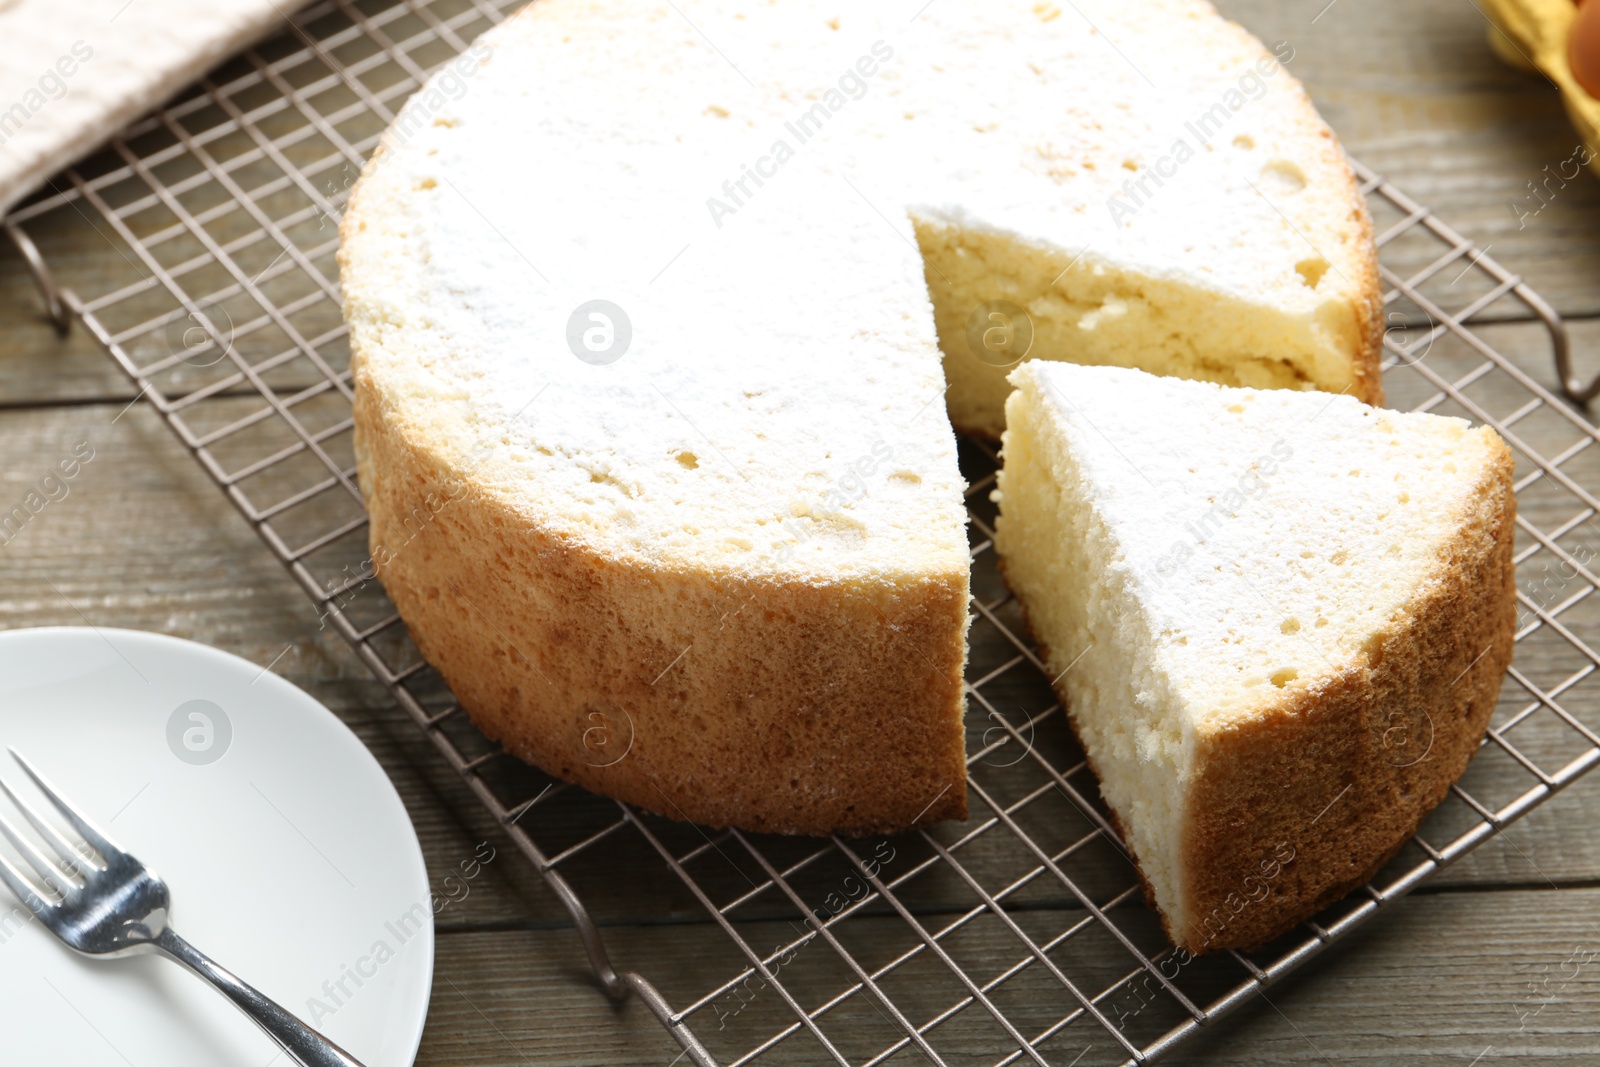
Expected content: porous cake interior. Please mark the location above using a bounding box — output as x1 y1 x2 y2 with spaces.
916 221 1372 439
995 361 1506 934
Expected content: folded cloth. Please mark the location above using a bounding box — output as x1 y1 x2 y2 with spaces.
0 0 314 216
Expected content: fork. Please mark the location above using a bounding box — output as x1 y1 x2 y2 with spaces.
0 748 367 1067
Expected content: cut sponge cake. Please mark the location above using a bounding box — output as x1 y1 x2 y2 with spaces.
342 0 1383 836
994 362 1516 951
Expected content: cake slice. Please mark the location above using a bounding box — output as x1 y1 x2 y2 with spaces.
994 362 1515 951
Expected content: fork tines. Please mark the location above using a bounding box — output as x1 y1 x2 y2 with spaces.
0 749 118 915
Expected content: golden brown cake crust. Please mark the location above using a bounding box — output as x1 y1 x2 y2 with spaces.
1001 435 1515 953
1178 437 1515 953
350 375 969 837
1184 438 1516 953
1322 125 1386 410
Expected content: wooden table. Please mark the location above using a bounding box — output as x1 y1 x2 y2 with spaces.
2 0 1599 1063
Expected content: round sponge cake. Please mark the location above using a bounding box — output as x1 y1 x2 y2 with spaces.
340 0 1383 834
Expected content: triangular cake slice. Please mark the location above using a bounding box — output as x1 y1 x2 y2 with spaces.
994 362 1516 951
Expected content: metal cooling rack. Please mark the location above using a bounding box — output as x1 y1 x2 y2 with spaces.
5 0 1600 1062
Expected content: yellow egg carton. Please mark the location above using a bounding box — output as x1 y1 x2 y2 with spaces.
1483 0 1599 171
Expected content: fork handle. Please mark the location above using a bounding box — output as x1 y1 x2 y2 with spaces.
155 927 368 1067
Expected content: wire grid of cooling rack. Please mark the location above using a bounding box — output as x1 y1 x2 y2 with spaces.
5 0 1600 1063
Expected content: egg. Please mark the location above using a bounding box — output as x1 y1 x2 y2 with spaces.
1573 0 1600 97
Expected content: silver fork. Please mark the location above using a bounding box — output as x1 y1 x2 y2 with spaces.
0 748 367 1067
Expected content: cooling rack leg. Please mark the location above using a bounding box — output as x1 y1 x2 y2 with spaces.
1517 279 1593 406
4 223 71 336
623 972 719 1067
493 828 718 1063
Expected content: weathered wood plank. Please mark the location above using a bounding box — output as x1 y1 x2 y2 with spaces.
1167 883 1600 1065
409 885 1600 1066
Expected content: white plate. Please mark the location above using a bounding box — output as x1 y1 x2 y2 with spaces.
0 627 433 1066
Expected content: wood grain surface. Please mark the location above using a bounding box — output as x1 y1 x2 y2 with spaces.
2 0 1600 1064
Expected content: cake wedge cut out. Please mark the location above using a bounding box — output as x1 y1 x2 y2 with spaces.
994 362 1516 951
